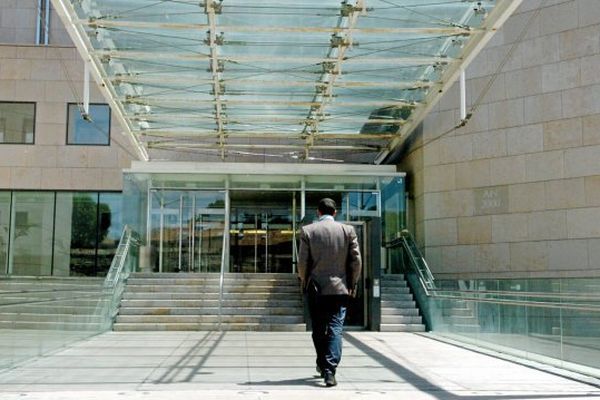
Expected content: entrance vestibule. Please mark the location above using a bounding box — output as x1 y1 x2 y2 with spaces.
124 162 406 329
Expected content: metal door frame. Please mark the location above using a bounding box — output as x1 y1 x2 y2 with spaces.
344 220 368 329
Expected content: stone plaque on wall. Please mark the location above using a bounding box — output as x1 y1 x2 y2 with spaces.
474 186 508 215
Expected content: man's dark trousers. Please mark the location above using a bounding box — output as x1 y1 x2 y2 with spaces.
307 291 348 376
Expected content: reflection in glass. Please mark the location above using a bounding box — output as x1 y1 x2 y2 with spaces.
9 192 54 275
0 192 10 273
67 103 111 145
229 191 295 274
430 277 600 376
382 177 405 244
304 191 345 223
149 190 225 273
54 193 99 276
97 193 123 274
0 102 35 144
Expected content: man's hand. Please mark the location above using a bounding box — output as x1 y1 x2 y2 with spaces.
348 289 356 298
298 277 305 293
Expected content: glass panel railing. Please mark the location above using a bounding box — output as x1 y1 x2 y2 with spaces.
0 225 139 372
96 225 140 330
428 278 600 377
393 231 600 379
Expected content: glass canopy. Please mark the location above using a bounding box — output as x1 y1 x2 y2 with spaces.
52 0 521 163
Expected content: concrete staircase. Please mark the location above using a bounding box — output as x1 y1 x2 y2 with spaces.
114 273 305 331
380 274 425 332
0 276 105 330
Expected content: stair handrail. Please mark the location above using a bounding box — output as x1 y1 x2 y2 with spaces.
97 225 140 328
399 230 436 294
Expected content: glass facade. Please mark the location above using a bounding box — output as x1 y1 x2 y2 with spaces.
149 190 225 273
381 176 406 245
0 192 10 271
67 103 111 145
0 102 35 144
0 191 123 277
124 164 405 277
9 192 54 275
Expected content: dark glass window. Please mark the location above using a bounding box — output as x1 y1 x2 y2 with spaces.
0 102 35 144
67 103 111 145
9 192 54 275
0 192 10 274
97 193 124 273
54 192 99 276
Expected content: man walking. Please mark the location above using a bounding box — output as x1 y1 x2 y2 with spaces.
297 198 362 387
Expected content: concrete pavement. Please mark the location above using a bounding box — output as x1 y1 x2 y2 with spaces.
0 331 599 399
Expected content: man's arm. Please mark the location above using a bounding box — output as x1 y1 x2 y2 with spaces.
297 228 310 289
347 227 362 296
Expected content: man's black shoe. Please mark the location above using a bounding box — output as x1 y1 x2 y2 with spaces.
316 365 324 378
324 371 337 387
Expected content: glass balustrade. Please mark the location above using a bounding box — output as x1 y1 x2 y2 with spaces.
0 226 139 372
394 231 600 379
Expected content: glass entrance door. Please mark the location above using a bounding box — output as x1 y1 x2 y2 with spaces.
149 190 225 273
229 191 297 273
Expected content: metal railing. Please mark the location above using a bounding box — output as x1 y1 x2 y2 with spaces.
399 229 435 292
96 225 140 329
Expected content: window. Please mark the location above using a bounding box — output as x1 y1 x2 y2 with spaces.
36 0 51 45
9 192 55 276
0 102 36 144
67 103 111 145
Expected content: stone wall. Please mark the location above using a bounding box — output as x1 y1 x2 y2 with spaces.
0 44 138 190
0 1 71 46
398 0 600 279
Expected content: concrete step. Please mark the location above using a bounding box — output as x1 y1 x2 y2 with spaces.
380 293 414 301
380 307 420 316
381 274 406 281
113 322 306 332
0 304 100 314
125 285 299 293
127 278 299 286
115 273 304 332
115 314 304 324
380 300 416 308
0 286 103 294
0 320 104 330
381 283 408 289
0 277 104 284
379 273 425 332
121 299 302 308
380 286 410 294
130 272 297 280
0 297 108 309
0 313 104 323
122 292 298 301
381 315 422 324
380 323 426 332
119 307 303 316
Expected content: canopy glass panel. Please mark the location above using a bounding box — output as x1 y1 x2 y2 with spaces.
54 0 518 162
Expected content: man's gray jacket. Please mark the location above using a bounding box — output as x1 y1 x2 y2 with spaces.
297 217 362 296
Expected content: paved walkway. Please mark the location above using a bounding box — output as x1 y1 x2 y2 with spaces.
0 331 599 400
